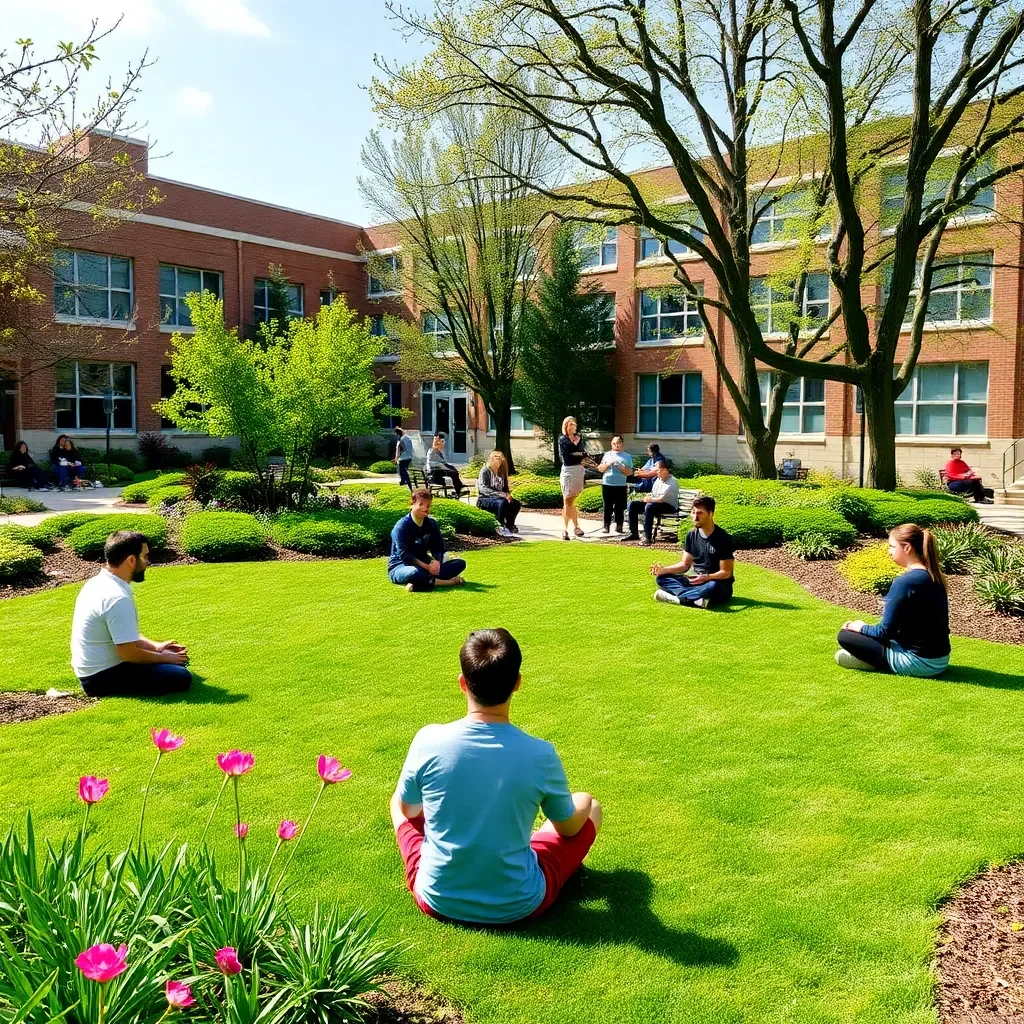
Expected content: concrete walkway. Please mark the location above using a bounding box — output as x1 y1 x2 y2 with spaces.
0 487 147 528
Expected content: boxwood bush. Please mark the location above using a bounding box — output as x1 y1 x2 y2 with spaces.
575 486 605 514
0 536 44 582
201 444 234 467
0 495 46 515
431 499 498 537
510 476 563 508
713 504 857 549
67 514 169 560
33 512 101 540
837 544 904 594
272 513 378 555
179 511 267 561
147 484 189 510
121 473 187 503
0 523 60 551
211 471 264 509
367 460 397 474
93 462 134 484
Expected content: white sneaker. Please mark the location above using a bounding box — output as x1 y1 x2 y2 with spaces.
496 526 511 537
693 598 708 609
654 589 681 605
834 649 877 671
93 480 103 488
600 527 610 535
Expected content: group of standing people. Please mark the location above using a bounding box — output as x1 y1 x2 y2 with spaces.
6 436 99 490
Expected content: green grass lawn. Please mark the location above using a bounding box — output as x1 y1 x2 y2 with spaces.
2 543 1024 1024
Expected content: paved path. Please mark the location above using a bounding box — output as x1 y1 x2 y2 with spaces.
0 487 143 528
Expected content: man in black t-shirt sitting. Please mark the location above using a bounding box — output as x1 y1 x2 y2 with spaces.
649 495 735 608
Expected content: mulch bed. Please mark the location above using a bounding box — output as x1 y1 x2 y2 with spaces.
0 690 93 725
937 863 1024 1022
362 979 465 1023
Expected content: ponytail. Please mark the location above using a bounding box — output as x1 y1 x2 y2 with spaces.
890 523 946 592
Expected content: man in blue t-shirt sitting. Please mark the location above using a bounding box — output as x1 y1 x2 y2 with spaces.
390 628 602 925
630 443 667 493
387 489 467 592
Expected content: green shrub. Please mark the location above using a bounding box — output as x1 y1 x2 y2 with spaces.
510 476 563 508
35 511 101 539
76 446 143 473
970 543 1024 614
201 444 234 467
933 522 995 574
66 514 169 560
676 460 722 478
0 495 46 515
431 499 498 537
913 467 941 489
323 466 370 481
179 511 267 561
121 472 187 503
367 460 396 474
862 496 978 533
575 486 605 513
0 522 59 551
0 536 44 582
784 531 841 560
272 513 378 555
147 484 189 510
212 471 264 509
837 544 904 594
712 505 785 548
713 504 856 549
92 462 134 484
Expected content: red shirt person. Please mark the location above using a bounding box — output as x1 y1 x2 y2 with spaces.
943 448 994 503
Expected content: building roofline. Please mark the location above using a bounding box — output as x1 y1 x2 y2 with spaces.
147 175 365 229
87 128 151 147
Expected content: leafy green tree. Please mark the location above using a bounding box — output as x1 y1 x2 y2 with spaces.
517 225 614 470
265 263 294 340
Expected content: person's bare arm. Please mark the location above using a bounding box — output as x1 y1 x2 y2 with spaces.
651 551 692 576
692 558 735 584
115 641 188 665
551 793 594 837
389 790 423 830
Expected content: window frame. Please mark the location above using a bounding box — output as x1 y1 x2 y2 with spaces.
55 360 136 433
253 278 303 323
53 250 134 326
487 405 535 435
881 153 996 232
159 265 222 331
636 372 703 436
894 361 989 438
894 251 994 328
575 224 618 271
368 252 402 297
637 210 706 262
159 366 209 433
750 186 831 247
378 380 403 430
637 288 704 345
749 273 831 338
757 372 826 436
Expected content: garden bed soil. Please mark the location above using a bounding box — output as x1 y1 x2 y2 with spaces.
363 979 465 1023
738 544 1024 646
937 862 1024 1022
0 690 93 724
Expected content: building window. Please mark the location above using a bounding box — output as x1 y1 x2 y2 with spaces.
637 372 702 434
639 209 705 260
53 250 133 324
751 186 830 244
576 225 617 269
254 279 303 322
55 361 135 431
368 252 401 297
890 252 994 325
597 294 616 345
750 273 830 336
881 153 995 229
160 367 208 431
758 372 825 434
488 407 534 433
638 288 703 343
378 380 402 429
894 362 988 436
423 312 452 341
516 244 539 280
159 266 221 328
319 288 338 308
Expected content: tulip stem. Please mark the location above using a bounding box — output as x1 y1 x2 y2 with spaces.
136 750 162 851
233 777 243 889
199 775 230 848
266 837 283 876
272 781 325 899
97 984 107 1024
79 803 91 859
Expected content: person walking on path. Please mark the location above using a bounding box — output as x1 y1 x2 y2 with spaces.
394 427 414 490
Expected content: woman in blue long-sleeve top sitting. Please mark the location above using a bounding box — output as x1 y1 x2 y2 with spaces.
834 523 950 677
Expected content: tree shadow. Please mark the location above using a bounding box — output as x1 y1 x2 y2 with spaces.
159 673 247 705
451 867 738 969
941 665 1024 691
716 595 800 612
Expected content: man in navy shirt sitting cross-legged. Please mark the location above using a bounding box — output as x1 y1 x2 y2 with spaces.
387 488 467 592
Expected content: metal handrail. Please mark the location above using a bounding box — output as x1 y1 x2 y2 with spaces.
1003 438 1024 494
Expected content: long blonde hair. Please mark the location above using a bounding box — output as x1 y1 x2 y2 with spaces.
488 450 509 478
890 523 946 591
561 415 577 436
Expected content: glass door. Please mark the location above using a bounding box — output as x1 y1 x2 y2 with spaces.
435 397 451 453
452 396 468 457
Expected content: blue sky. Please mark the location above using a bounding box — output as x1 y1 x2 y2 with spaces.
0 0 427 224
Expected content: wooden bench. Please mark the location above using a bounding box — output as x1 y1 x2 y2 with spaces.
413 466 472 503
651 487 700 542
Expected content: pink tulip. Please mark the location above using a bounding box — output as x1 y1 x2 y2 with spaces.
79 776 110 805
317 755 352 785
278 820 298 841
214 947 243 975
216 750 254 776
75 943 128 983
151 728 185 753
235 823 248 839
165 980 194 1008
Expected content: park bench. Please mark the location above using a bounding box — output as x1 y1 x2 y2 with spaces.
651 487 700 542
778 458 809 481
413 466 472 503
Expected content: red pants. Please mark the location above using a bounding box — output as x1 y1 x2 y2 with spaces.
396 816 597 924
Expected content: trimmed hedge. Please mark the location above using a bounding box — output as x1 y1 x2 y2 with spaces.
93 463 134 484
575 486 606 514
714 504 858 549
0 495 46 515
431 500 498 537
211 471 264 509
66 514 169 560
367 460 397 474
201 445 234 467
272 514 377 555
510 476 562 508
33 512 101 540
0 536 44 582
121 473 187 503
147 485 189 510
179 511 267 561
837 544 904 594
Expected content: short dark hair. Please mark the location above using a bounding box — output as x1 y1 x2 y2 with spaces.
459 629 522 706
692 494 716 514
612 434 623 444
105 530 147 567
648 443 661 454
950 447 963 456
410 488 432 504
394 426 404 435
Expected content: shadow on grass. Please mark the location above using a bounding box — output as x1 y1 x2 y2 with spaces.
715 595 800 612
942 665 1024 690
160 674 247 705
456 581 498 594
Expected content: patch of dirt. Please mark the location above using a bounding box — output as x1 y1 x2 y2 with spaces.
0 690 94 724
738 544 1024 645
937 862 1024 1022
362 979 465 1023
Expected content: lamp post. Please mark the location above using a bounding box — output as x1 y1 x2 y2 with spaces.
855 387 866 488
102 388 114 472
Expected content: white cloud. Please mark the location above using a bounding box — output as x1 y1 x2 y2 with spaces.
0 0 164 34
181 0 270 37
175 86 214 117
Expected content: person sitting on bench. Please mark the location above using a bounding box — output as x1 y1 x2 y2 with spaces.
476 450 521 537
8 440 52 490
425 434 465 494
650 495 735 608
626 462 678 545
943 448 994 503
388 488 467 592
390 627 601 924
71 530 192 698
834 523 950 677
630 443 667 494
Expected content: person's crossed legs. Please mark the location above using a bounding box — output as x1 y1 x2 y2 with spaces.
389 558 467 592
657 574 733 607
80 661 193 698
835 628 892 672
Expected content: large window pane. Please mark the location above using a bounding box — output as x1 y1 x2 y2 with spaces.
113 400 134 430
638 406 657 432
895 404 915 435
55 397 76 429
638 375 658 404
684 374 703 405
55 362 76 392
917 405 954 434
956 404 987 435
109 258 131 290
77 254 108 286
683 406 702 433
660 374 683 404
958 363 989 400
177 269 201 294
659 407 682 432
803 378 825 402
159 265 176 294
111 364 132 395
802 406 826 433
78 398 107 428
79 364 109 395
918 364 955 401
780 406 801 433
78 288 109 319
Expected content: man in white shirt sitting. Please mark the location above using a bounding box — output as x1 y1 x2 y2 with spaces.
71 530 192 698
625 463 679 546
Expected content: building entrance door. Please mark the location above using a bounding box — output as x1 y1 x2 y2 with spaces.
420 381 472 463
0 381 15 451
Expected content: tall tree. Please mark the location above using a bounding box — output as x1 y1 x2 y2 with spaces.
378 0 1024 488
517 224 615 469
360 98 558 473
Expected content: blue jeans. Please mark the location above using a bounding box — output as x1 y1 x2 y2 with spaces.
398 459 412 489
628 500 675 542
657 574 733 607
56 463 84 486
389 558 467 591
79 661 193 697
477 496 521 528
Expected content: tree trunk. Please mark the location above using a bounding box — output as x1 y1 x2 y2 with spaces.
745 430 778 480
491 404 516 475
863 362 898 490
552 417 561 472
